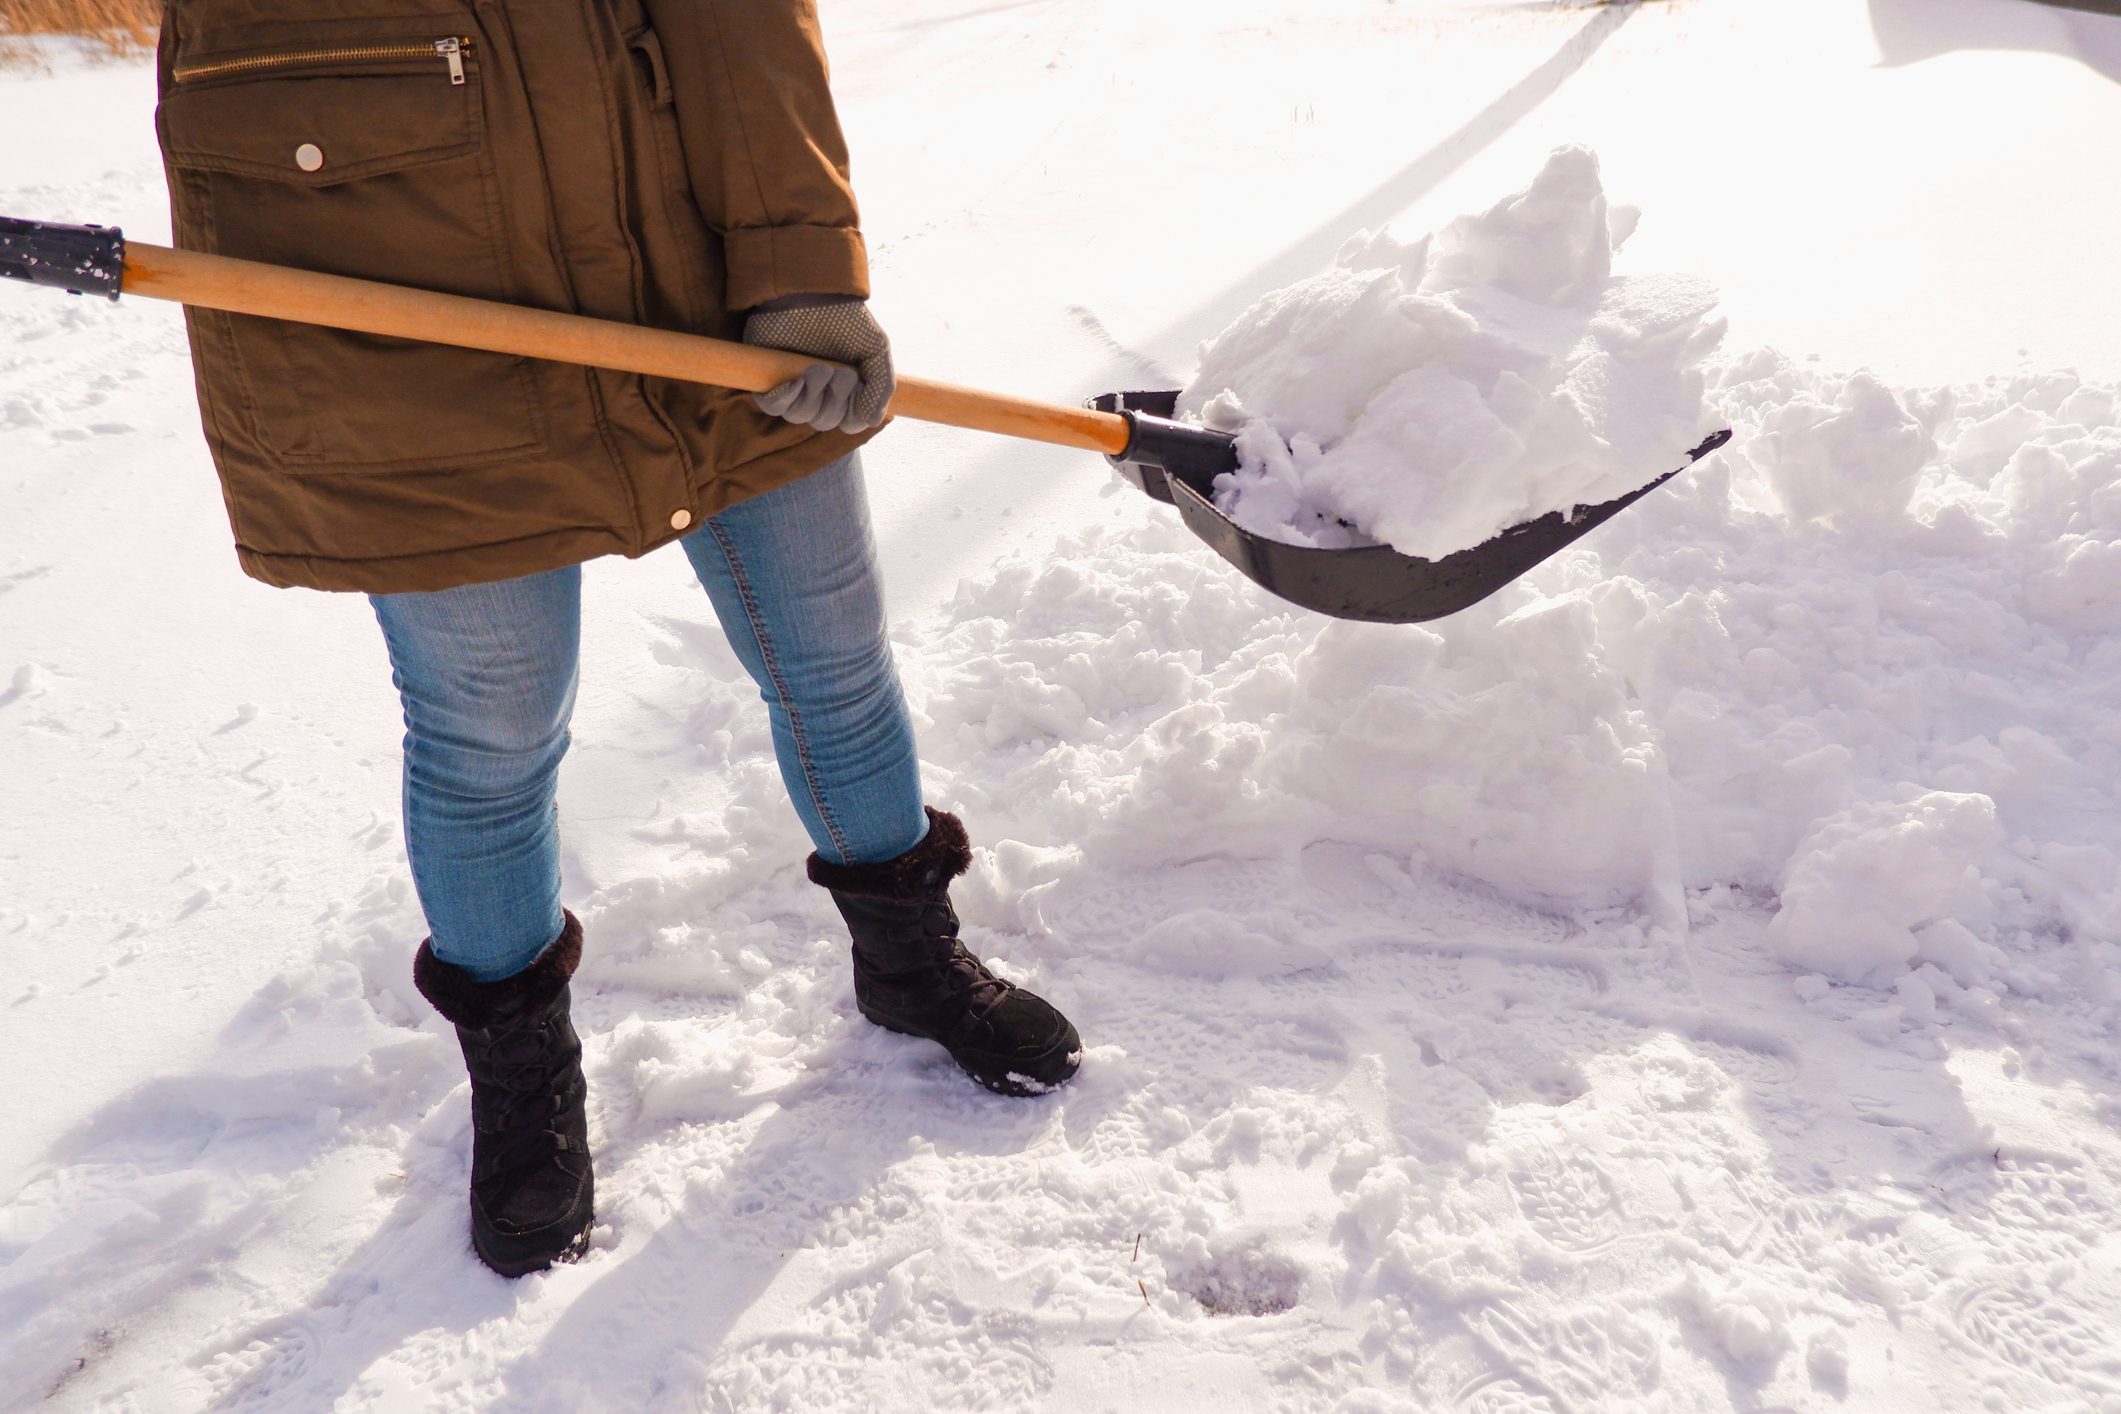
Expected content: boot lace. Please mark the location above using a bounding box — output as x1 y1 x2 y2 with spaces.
468 1020 580 1186
909 903 1013 1020
937 945 1013 1022
869 925 1013 1017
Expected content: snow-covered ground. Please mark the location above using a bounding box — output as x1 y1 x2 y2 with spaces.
7 1 2121 1409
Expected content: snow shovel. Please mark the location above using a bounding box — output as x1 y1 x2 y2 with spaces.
1 216 1729 623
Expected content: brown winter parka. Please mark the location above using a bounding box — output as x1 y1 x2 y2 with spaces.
154 0 883 593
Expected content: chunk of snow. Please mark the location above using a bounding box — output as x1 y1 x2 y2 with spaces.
1766 792 2002 987
1182 147 1724 558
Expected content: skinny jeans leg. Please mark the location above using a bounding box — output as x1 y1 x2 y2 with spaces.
367 451 925 982
370 566 580 982
679 451 929 867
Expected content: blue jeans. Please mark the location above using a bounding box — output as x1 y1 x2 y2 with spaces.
371 452 928 982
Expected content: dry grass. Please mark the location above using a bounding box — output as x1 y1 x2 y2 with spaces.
0 0 159 53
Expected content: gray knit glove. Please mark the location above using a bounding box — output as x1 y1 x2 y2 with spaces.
741 295 895 434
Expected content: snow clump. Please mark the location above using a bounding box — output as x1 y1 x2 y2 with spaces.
1765 791 2005 987
1181 146 1726 558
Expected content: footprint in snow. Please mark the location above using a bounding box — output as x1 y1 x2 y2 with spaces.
196 1320 323 1411
1928 1151 2109 1255
1455 1374 1564 1414
1463 1300 1661 1412
1951 1277 2121 1394
1506 1142 1625 1256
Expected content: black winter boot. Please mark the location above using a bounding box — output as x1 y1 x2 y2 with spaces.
809 809 1081 1097
414 915 594 1278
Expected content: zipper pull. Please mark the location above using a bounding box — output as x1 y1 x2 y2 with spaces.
436 37 466 85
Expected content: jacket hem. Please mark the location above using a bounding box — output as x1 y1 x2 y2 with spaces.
237 527 634 594
233 420 887 594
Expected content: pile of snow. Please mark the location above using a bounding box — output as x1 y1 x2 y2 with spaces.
1181 146 1726 558
929 350 2121 1024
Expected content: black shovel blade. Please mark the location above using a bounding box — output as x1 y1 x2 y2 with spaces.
1090 390 1732 625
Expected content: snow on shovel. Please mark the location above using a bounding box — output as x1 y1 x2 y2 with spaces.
0 216 1729 623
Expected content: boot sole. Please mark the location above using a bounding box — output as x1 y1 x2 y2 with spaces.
474 1218 592 1278
471 1180 595 1279
858 1002 1082 1097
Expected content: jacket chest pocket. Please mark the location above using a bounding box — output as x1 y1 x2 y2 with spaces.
158 29 549 474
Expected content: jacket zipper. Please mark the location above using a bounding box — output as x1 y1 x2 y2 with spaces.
175 37 472 87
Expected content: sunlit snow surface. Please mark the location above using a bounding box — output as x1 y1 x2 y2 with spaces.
7 3 2121 1411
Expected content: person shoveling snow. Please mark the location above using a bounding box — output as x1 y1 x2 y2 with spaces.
110 0 1084 1281
1184 146 1728 560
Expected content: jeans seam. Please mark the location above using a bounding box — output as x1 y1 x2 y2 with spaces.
706 516 854 863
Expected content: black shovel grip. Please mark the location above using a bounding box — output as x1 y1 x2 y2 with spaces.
1088 390 1243 505
0 217 125 301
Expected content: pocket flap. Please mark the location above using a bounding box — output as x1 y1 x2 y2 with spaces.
161 65 479 188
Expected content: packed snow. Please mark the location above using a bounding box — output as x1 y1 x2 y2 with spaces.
1185 147 1724 557
8 1 2121 1412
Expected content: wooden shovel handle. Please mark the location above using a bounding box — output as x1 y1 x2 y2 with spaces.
120 241 1134 458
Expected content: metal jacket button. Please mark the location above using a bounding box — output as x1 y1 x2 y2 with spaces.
669 509 693 531
295 143 325 172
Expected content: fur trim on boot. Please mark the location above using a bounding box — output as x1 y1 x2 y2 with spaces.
414 913 583 1026
805 807 970 901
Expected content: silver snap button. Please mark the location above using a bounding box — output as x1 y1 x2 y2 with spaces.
295 143 325 172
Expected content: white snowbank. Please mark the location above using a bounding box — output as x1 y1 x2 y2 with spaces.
932 349 2121 1020
1182 147 1725 558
